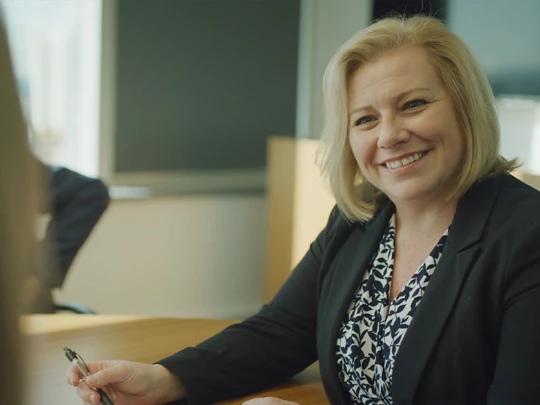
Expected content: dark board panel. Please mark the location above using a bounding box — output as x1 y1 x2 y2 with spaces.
115 0 300 172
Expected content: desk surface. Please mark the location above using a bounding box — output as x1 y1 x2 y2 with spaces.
22 315 326 405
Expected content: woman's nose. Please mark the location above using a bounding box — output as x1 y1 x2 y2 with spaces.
376 119 410 149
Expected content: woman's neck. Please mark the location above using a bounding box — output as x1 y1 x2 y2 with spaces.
394 196 459 237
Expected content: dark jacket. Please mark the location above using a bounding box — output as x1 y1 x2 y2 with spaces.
158 174 540 405
31 159 109 312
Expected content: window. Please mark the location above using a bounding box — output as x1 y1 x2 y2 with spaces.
2 0 102 177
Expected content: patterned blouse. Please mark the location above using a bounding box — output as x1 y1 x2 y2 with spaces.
336 214 449 405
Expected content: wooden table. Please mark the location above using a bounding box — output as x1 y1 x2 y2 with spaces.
22 315 326 405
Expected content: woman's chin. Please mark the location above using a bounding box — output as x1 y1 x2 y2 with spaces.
384 183 437 206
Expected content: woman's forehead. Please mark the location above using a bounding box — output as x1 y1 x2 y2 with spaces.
347 47 442 105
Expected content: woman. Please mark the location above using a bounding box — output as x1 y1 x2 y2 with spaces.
68 15 540 405
0 16 38 405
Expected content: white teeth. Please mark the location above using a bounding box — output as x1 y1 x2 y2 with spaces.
385 152 424 169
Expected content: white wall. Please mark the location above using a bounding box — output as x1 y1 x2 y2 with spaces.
446 0 540 95
296 0 372 139
55 195 266 319
496 98 540 175
447 0 540 173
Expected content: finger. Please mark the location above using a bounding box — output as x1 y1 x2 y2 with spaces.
66 362 104 386
85 360 117 374
67 361 117 387
86 363 128 388
78 390 100 405
242 398 295 405
76 381 99 404
66 365 83 386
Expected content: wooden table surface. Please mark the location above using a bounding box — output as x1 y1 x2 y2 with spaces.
22 315 326 405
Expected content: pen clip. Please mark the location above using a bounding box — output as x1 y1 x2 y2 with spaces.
64 347 89 373
75 351 89 373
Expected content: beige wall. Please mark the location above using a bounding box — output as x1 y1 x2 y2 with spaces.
55 195 266 319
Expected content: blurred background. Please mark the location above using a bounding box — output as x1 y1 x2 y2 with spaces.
2 0 539 319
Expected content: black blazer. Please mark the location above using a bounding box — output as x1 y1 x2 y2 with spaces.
158 174 540 405
29 159 109 313
37 158 110 288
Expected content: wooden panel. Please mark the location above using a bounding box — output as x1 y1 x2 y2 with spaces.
264 137 335 302
291 140 335 268
512 170 540 191
265 137 297 302
522 173 540 190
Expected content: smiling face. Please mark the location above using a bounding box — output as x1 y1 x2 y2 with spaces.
347 46 465 209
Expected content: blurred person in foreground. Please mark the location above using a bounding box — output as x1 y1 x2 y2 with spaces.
0 15 38 405
68 15 540 405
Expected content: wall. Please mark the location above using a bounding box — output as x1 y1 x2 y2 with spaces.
296 0 373 139
55 195 266 319
447 0 540 96
447 0 540 171
497 98 540 174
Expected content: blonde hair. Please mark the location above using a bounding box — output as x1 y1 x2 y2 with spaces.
319 14 518 223
0 20 37 405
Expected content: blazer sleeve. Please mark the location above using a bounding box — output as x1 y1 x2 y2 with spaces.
155 206 345 405
487 223 540 405
39 163 110 287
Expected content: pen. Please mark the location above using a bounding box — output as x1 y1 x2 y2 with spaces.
64 347 115 405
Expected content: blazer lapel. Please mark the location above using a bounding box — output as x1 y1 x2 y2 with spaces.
392 177 502 405
318 202 394 404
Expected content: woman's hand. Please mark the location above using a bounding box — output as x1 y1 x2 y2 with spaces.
66 360 186 405
242 398 300 405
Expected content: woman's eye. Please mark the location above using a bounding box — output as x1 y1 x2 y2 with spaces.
404 99 426 110
354 116 374 126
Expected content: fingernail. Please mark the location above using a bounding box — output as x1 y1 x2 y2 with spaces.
89 394 95 403
87 376 97 385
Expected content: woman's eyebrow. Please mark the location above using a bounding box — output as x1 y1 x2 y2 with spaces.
349 87 431 117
